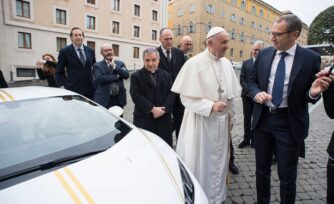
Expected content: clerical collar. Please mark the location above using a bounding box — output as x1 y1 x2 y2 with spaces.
145 68 157 74
207 49 220 61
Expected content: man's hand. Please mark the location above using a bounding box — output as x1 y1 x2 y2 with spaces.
310 70 334 97
254 91 272 104
151 107 166 118
212 101 227 112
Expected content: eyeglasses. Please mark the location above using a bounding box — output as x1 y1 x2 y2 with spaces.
270 31 291 38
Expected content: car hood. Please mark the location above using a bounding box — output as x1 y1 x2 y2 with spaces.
0 128 185 204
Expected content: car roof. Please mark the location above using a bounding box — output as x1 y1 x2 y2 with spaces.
0 86 78 103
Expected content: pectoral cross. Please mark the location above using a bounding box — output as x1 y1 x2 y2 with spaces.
218 86 224 101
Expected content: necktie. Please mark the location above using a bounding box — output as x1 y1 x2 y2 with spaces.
272 52 288 107
166 50 171 63
78 48 86 65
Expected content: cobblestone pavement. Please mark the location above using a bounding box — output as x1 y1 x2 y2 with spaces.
10 69 331 203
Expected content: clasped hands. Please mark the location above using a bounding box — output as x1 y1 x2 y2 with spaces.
212 101 227 112
151 106 166 118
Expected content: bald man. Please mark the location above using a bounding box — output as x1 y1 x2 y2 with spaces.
180 35 193 60
93 43 129 109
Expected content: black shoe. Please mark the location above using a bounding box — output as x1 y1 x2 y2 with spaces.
229 163 239 175
250 140 255 148
238 140 250 148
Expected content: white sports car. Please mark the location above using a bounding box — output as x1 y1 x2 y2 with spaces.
0 86 208 204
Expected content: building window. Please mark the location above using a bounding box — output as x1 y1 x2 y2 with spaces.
87 0 95 4
220 10 225 18
252 5 256 15
177 8 183 16
230 48 234 58
231 0 236 6
112 0 120 11
134 4 140 17
207 4 214 13
240 50 243 58
18 32 31 49
189 4 195 13
189 21 195 33
112 44 119 56
112 21 120 34
231 29 235 40
152 30 157 41
86 15 96 30
152 10 158 21
133 47 140 58
240 17 245 25
240 32 244 42
240 0 246 9
56 37 67 51
87 41 95 50
206 22 212 32
177 24 182 35
230 14 236 22
251 21 256 29
133 26 140 38
16 0 30 18
259 9 263 17
56 9 66 25
17 68 35 77
259 24 262 31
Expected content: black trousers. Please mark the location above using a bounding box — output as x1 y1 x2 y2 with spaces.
328 157 334 204
254 110 299 204
242 96 254 141
173 95 184 138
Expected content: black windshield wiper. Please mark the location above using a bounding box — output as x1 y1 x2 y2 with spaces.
0 148 109 182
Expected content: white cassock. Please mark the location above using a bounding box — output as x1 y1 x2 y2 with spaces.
172 49 241 204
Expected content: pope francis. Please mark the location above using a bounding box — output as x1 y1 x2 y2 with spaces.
172 27 241 203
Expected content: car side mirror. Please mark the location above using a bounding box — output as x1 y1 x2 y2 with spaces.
108 106 124 117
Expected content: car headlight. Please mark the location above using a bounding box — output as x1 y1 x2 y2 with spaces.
177 159 194 204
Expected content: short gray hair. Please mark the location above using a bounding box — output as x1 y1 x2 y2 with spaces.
142 48 160 60
253 40 264 47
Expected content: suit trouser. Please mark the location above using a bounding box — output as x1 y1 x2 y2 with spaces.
242 96 254 141
328 157 334 204
254 109 299 204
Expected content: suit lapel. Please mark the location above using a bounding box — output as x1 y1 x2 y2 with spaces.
263 48 276 89
288 45 305 95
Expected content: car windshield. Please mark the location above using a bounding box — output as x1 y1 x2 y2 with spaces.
0 95 130 171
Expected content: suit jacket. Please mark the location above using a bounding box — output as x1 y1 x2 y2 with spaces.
249 45 321 157
240 58 254 97
56 44 96 98
324 82 334 157
156 46 186 82
130 68 175 121
93 60 129 108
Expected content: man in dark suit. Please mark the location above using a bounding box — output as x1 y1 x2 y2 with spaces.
0 70 8 88
130 48 175 147
156 28 186 138
93 43 129 109
248 14 327 203
316 68 334 204
56 27 96 99
238 40 264 148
